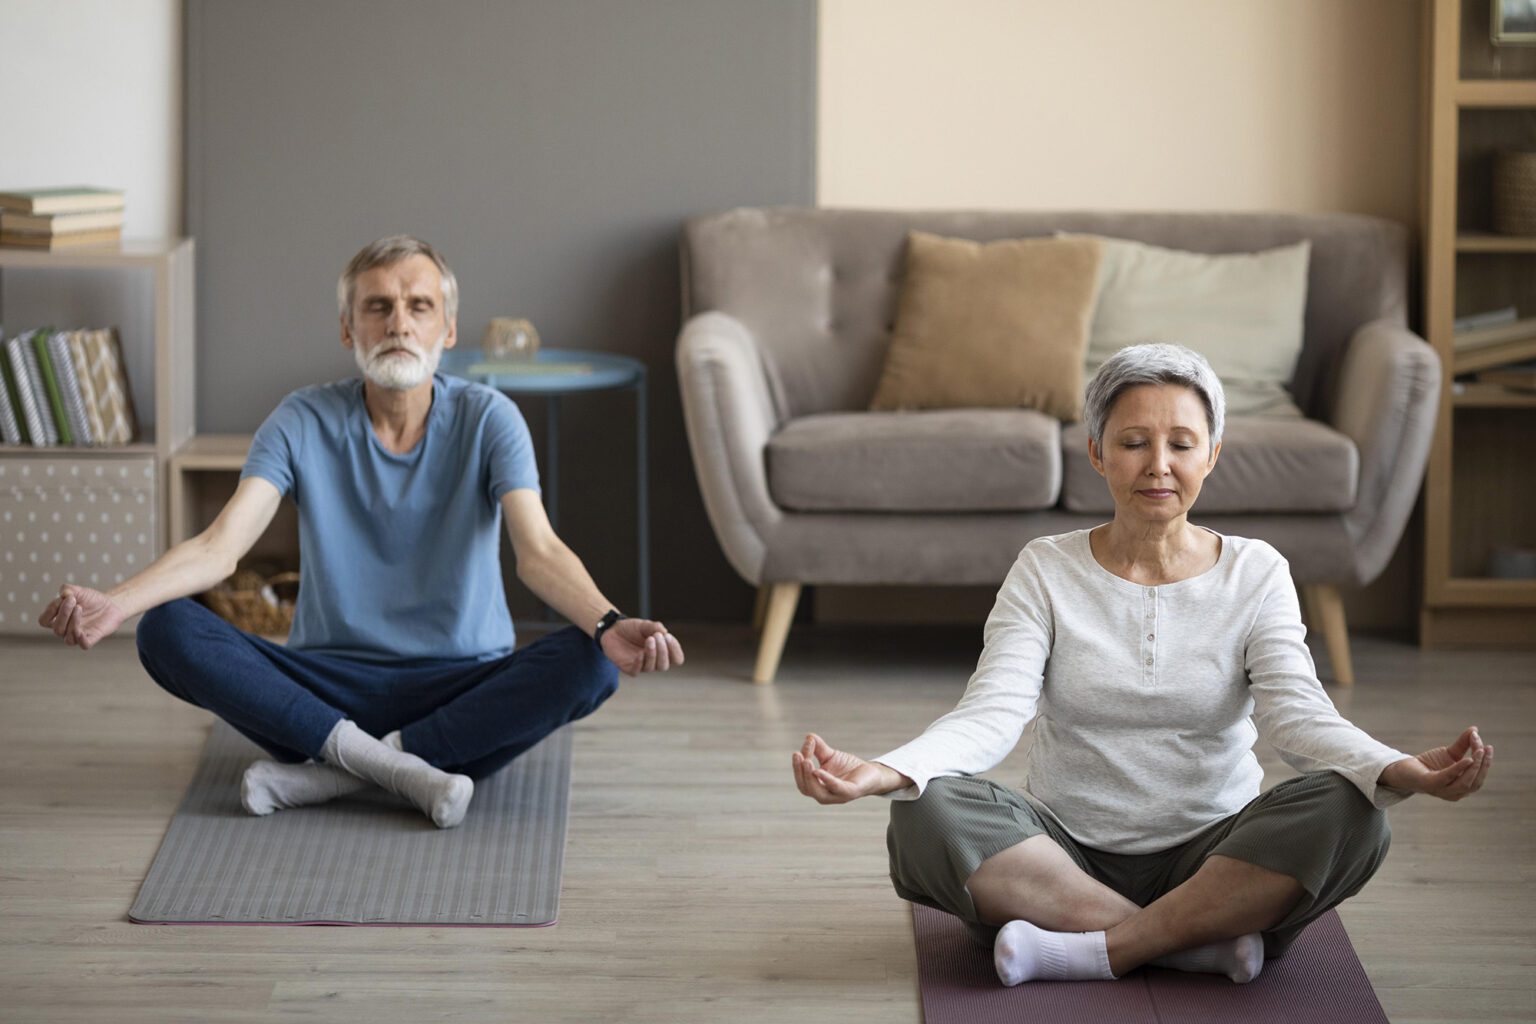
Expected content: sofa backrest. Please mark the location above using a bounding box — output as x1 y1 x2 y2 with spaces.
682 208 1409 422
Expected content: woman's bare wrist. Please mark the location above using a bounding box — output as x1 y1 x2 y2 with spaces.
875 762 915 794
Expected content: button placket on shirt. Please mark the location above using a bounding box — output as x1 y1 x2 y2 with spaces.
1141 587 1158 682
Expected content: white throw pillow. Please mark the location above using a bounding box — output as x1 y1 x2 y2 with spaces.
1062 234 1311 416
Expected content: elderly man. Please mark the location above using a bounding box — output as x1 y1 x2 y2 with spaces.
37 235 683 828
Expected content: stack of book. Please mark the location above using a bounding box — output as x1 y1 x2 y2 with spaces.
0 327 137 446
0 187 125 250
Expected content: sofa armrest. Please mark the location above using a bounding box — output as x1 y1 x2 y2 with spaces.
676 312 785 585
1329 319 1441 584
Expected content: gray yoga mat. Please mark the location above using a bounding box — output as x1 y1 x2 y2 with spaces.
129 721 573 926
911 903 1389 1024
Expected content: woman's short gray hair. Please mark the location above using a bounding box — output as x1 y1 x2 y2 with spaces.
337 235 459 325
1083 343 1226 450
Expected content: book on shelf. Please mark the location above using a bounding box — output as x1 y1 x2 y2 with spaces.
0 187 124 215
30 331 73 444
0 227 122 250
48 331 95 445
0 208 125 235
1453 306 1518 333
1452 315 1536 374
65 329 107 444
1475 361 1536 393
17 331 58 444
4 333 50 445
1453 315 1536 350
81 327 137 444
0 333 22 445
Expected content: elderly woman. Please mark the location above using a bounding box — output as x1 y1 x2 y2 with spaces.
791 343 1492 987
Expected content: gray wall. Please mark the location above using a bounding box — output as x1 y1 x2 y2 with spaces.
187 0 815 620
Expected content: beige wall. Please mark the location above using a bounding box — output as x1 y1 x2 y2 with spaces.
816 0 1424 631
819 0 1420 228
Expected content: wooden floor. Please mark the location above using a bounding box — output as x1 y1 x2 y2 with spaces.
1 625 1533 1023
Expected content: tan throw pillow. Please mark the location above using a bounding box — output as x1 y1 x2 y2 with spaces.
1062 233 1311 417
869 232 1103 420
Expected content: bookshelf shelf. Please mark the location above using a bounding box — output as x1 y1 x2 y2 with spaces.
1456 233 1536 252
1452 382 1536 407
1456 79 1536 107
0 440 157 456
0 239 189 269
0 238 195 634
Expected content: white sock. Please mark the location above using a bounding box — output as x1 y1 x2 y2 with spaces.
994 920 1115 986
321 720 473 829
240 731 405 816
1151 932 1265 984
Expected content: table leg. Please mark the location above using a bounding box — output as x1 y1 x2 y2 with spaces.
542 396 560 620
636 371 650 619
545 395 560 532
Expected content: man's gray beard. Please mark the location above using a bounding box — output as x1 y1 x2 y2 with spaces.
355 332 446 390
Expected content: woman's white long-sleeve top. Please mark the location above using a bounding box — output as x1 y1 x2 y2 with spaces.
874 529 1410 854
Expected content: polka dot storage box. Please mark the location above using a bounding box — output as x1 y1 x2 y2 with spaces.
0 456 155 633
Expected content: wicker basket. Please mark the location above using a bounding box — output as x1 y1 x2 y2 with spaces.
200 569 300 635
1493 151 1536 236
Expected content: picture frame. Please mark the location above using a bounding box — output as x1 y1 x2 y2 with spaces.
1493 0 1536 45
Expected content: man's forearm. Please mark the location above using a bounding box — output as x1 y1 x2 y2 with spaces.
516 543 616 635
106 535 238 617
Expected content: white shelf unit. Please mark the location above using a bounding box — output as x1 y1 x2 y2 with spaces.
0 239 195 633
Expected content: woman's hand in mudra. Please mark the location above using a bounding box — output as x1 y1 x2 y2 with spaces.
791 733 910 804
1379 726 1493 801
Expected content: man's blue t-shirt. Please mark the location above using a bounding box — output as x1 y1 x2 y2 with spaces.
241 373 539 662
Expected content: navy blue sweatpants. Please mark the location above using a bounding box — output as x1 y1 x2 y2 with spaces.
136 598 619 779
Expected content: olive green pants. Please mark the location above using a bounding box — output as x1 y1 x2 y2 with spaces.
887 771 1390 956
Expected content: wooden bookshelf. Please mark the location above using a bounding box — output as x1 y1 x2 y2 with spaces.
0 239 195 634
1422 0 1536 646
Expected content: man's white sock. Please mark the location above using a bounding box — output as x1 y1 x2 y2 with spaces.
240 731 406 816
993 919 1115 986
1151 933 1265 983
321 720 473 828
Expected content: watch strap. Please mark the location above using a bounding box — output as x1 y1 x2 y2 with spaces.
594 608 625 645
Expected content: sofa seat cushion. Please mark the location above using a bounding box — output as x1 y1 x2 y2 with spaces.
768 409 1061 512
1060 416 1358 514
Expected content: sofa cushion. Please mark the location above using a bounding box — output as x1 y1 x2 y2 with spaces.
1060 416 1358 514
1063 233 1311 417
868 232 1102 420
768 409 1061 512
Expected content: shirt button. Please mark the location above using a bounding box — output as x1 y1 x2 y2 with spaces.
1145 657 1153 666
1147 634 1155 641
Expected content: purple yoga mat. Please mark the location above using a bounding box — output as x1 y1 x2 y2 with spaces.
911 904 1388 1024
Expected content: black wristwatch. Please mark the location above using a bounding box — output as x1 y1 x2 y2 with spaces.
593 608 625 646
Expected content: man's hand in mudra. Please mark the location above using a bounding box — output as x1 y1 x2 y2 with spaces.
37 584 128 650
791 732 910 804
598 617 685 676
1379 726 1493 801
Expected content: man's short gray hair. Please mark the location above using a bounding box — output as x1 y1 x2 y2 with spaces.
337 235 459 326
1083 343 1226 450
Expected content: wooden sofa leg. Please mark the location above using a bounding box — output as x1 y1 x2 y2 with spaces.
752 585 769 631
1302 584 1355 686
753 582 802 684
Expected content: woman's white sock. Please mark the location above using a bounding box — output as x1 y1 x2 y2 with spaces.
321 720 473 828
240 731 406 816
1151 932 1265 983
993 920 1115 986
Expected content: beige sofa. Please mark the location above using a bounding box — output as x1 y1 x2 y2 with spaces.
676 208 1440 683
